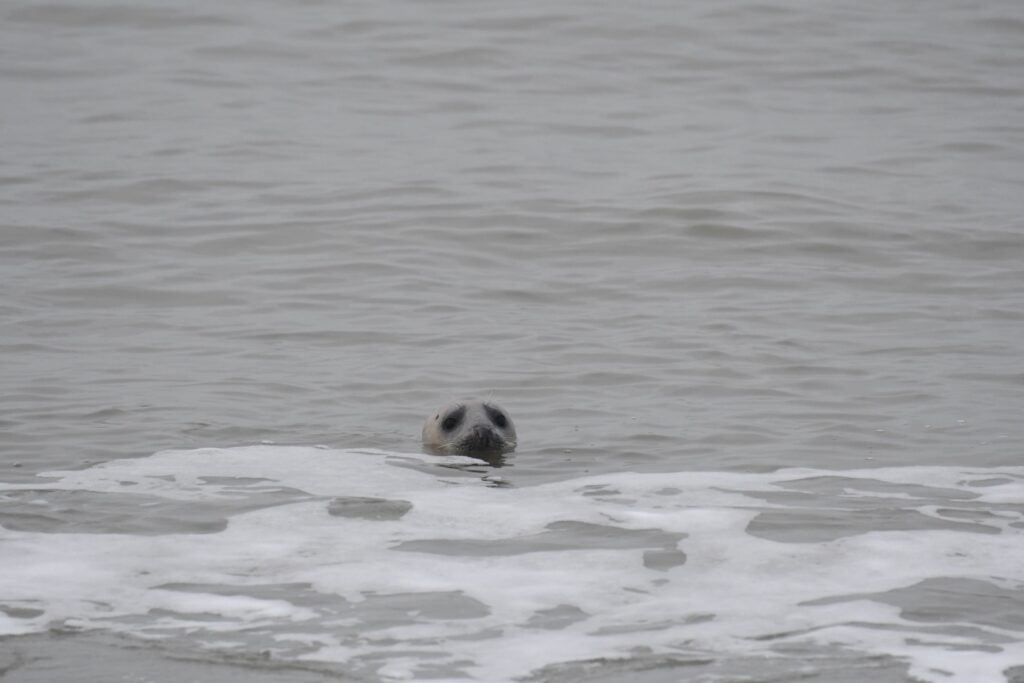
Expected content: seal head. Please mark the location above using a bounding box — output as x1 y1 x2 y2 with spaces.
422 399 517 459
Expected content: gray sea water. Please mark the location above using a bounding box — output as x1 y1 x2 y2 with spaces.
2 1 1024 681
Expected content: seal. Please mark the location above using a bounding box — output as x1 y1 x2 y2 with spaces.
422 399 517 458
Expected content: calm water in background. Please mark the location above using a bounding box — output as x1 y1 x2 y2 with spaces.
2 0 1024 681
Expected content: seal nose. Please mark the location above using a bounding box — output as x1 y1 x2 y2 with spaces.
470 424 499 449
473 424 494 439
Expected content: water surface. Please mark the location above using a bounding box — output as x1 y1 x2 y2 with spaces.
2 0 1023 680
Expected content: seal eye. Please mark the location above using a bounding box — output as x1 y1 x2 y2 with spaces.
440 405 465 432
484 404 508 429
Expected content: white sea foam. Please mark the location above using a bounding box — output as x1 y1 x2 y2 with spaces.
1 446 1022 682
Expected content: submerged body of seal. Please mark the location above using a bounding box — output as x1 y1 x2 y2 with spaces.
422 399 517 459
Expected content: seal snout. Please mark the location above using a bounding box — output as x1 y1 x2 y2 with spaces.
466 423 501 451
